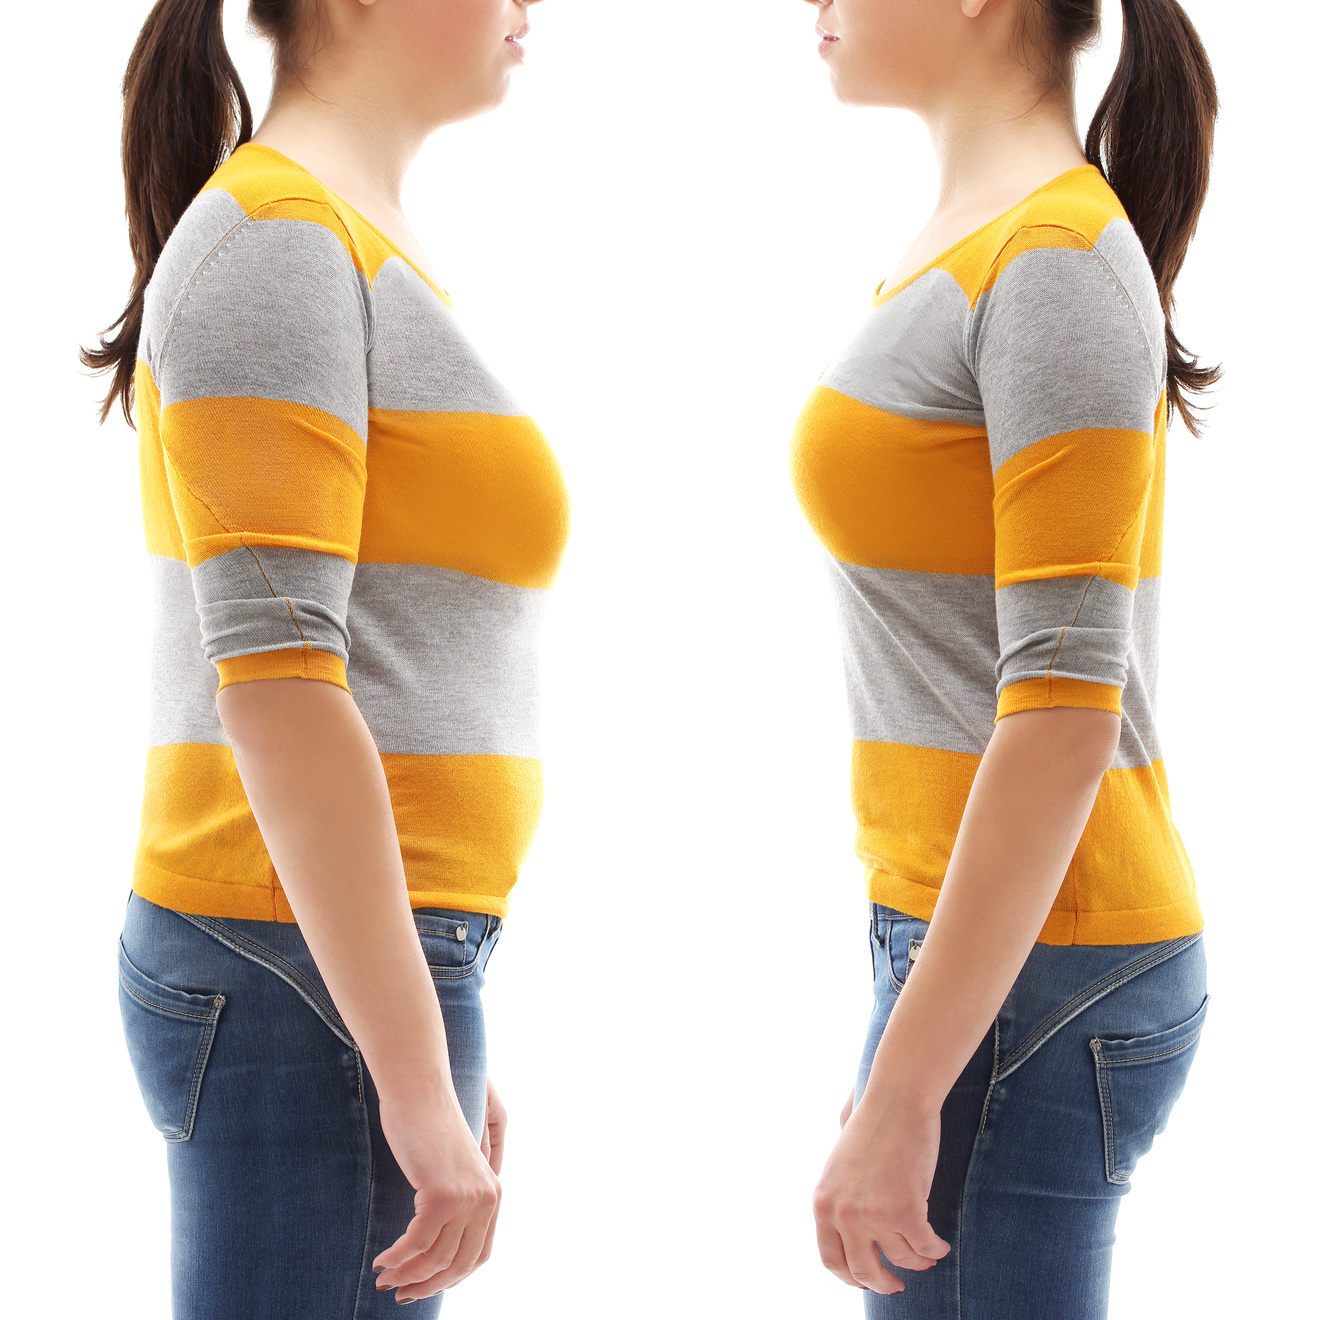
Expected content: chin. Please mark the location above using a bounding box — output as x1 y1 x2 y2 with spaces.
832 75 905 110
431 75 511 128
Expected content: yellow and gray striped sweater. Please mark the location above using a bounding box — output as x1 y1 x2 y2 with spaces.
134 142 570 922
791 165 1199 946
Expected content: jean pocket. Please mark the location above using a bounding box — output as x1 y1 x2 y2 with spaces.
1091 994 1208 1185
415 910 484 979
117 940 225 1142
881 915 929 994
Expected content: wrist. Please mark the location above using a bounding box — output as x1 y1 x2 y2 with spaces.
371 1061 465 1121
856 1056 948 1120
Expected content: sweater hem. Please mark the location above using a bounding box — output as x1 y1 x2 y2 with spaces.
865 869 1203 946
133 859 511 923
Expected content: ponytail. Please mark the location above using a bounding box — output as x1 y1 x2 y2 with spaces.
1023 0 1220 435
1085 0 1219 434
83 0 253 426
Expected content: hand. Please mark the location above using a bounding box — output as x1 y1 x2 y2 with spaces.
372 1091 502 1303
840 1086 855 1129
481 1077 507 1175
812 1088 950 1294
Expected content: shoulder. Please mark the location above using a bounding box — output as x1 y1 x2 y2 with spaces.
142 144 372 375
967 168 1165 380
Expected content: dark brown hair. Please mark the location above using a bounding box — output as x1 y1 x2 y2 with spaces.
1023 0 1220 434
82 0 309 426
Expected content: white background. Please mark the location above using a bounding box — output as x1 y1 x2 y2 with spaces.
2 0 1314 1314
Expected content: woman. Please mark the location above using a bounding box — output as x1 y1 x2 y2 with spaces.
791 0 1215 1314
84 0 566 1313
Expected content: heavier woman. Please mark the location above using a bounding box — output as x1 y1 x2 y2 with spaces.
791 1 1216 1314
86 1 566 1313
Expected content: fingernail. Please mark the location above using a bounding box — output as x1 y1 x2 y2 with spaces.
373 1266 386 1275
397 1300 416 1307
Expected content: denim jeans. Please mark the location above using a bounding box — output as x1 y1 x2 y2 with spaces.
118 891 500 1320
857 903 1208 1320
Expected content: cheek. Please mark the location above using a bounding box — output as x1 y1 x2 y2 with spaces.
410 0 506 74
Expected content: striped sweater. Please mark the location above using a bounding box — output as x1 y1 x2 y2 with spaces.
133 142 570 921
790 165 1199 946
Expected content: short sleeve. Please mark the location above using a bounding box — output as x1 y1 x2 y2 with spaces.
969 230 1161 721
153 203 370 692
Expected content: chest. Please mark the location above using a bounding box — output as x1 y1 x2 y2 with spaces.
357 258 571 589
790 270 994 576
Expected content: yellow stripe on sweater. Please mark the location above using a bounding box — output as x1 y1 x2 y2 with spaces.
852 740 1200 945
360 409 571 589
790 388 995 575
134 743 543 921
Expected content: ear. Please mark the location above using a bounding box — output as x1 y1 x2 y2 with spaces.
961 0 992 16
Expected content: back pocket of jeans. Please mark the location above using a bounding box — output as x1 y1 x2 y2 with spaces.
1091 994 1208 1185
117 940 225 1142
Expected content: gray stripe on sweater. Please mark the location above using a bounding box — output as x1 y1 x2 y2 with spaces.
829 560 999 755
819 268 984 426
995 574 1134 696
192 545 355 668
367 258 523 416
147 555 226 747
970 238 1162 472
346 564 546 757
152 212 370 439
832 560 1161 770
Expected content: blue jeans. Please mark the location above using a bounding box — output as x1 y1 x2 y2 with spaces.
117 891 500 1320
857 903 1207 1320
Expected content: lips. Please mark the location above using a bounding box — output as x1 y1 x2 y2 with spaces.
505 21 529 60
815 23 839 42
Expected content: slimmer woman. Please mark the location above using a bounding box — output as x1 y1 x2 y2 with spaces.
791 0 1217 1314
85 0 566 1313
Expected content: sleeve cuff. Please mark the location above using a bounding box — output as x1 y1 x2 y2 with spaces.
995 675 1121 721
215 647 351 694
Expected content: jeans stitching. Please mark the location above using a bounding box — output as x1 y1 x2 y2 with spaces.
172 996 225 1143
885 919 907 995
117 972 216 1021
1092 1044 1124 1183
352 1057 379 1320
995 934 1200 1080
960 1020 996 1320
1093 1031 1204 1067
178 912 356 1047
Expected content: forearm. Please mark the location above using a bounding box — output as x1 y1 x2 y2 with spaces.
860 707 1121 1115
217 677 460 1112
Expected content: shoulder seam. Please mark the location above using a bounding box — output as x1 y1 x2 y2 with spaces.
966 225 1162 393
153 213 252 380
153 198 372 381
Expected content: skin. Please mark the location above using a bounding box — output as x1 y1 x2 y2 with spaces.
801 0 1123 1296
219 0 540 1304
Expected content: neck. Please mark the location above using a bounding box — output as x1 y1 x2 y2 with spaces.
253 72 424 214
921 80 1087 213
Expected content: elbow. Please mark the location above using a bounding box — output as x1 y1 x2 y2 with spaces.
996 706 1122 782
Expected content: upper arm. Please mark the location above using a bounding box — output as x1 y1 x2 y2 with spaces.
970 230 1162 723
152 203 371 694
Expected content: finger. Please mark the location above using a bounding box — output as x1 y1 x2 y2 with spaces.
876 1230 939 1272
480 1120 492 1164
814 1221 860 1289
840 1089 855 1130
889 1215 951 1264
485 1111 506 1176
840 1229 904 1295
377 1214 465 1291
396 1212 492 1301
473 1188 501 1269
371 1202 447 1273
